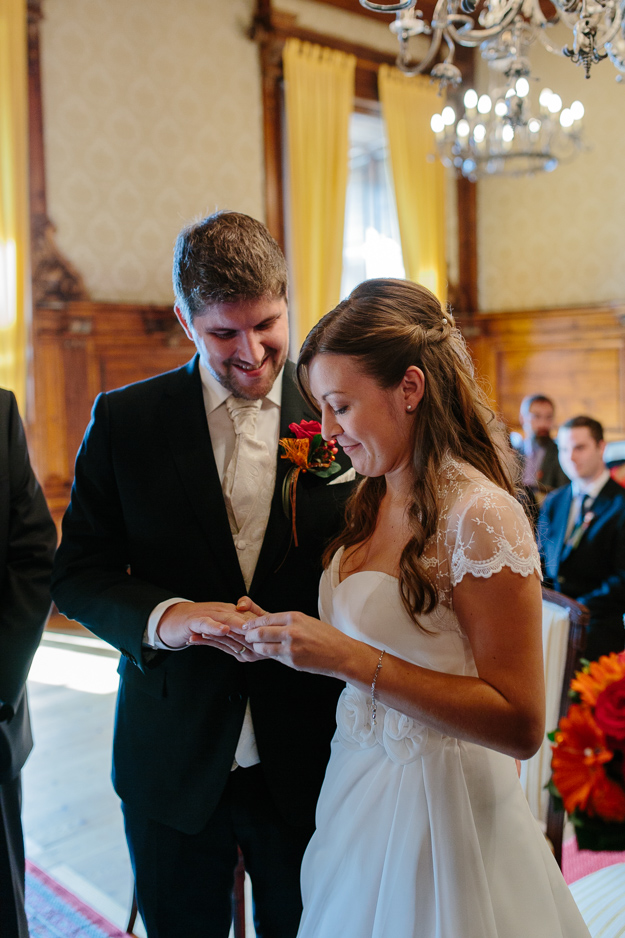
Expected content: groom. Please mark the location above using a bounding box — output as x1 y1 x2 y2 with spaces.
51 212 354 938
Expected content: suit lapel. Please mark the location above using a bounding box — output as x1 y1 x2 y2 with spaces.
162 356 246 598
554 486 574 564
560 479 616 564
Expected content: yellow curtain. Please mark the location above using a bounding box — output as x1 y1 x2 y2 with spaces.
283 39 355 341
379 66 447 305
0 0 29 412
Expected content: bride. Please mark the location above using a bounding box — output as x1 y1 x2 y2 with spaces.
240 279 590 938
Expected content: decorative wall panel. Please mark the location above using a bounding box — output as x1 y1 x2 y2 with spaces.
40 0 264 306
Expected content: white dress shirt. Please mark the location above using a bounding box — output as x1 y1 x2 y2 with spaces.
564 467 610 540
144 361 284 769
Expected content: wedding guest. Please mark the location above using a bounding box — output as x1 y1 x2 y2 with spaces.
51 211 355 938
240 279 591 938
0 389 56 938
539 415 625 660
511 393 568 501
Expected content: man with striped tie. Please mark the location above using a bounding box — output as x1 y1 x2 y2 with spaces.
538 415 625 661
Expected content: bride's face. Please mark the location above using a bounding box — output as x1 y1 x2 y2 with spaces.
308 353 418 479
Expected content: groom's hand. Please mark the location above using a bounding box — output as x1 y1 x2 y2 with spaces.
157 601 263 661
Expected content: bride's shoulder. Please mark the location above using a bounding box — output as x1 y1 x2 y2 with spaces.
437 454 528 531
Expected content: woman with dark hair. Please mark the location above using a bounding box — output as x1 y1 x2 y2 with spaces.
240 279 590 937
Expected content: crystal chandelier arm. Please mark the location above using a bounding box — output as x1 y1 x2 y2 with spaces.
396 23 444 72
444 0 526 45
360 0 414 11
535 26 568 54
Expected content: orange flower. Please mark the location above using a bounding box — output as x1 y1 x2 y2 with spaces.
551 704 613 815
571 653 625 707
280 437 310 470
590 771 625 822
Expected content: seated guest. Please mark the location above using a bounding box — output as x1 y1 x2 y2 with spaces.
538 415 625 660
511 394 569 502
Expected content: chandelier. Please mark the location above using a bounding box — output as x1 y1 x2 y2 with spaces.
430 24 585 178
431 78 584 179
359 0 625 84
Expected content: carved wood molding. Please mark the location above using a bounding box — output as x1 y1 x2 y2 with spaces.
27 0 89 307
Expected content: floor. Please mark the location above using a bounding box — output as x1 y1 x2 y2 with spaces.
22 629 254 937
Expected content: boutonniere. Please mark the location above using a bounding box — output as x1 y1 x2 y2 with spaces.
279 420 341 545
567 511 596 550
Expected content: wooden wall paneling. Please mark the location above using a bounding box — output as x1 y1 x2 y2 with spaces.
30 302 195 528
466 305 625 439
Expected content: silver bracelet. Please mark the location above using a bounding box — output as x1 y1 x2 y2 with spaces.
370 650 386 726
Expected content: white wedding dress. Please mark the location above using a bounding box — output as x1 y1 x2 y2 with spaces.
297 457 590 938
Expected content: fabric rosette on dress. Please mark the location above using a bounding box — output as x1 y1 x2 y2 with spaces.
336 684 437 763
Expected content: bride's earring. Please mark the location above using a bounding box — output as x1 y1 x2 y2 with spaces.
406 405 412 412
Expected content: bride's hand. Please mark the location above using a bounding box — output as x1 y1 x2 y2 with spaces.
241 611 356 675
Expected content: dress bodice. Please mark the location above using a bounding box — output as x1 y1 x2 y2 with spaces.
318 458 542 764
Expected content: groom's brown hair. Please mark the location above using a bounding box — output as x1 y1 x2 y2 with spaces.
173 211 288 324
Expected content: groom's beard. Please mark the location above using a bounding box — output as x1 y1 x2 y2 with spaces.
209 349 287 401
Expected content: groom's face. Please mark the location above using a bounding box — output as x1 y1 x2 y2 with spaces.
175 295 289 400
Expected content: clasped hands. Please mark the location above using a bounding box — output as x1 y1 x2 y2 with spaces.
157 597 351 674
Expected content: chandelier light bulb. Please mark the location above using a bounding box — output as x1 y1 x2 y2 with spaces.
548 93 562 113
473 124 486 143
426 61 585 180
464 89 479 109
430 113 445 134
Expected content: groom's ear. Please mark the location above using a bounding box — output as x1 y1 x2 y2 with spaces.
174 305 194 342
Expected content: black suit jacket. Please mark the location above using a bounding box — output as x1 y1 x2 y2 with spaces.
538 476 625 659
0 390 56 784
512 436 569 493
52 358 354 834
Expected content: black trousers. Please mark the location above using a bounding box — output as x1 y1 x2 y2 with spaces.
0 774 28 938
123 764 314 938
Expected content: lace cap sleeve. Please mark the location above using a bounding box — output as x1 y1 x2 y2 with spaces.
448 484 541 587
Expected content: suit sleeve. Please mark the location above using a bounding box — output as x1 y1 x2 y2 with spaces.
51 393 176 668
0 393 56 721
575 510 625 617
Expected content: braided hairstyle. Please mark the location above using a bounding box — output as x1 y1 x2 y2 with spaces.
296 278 514 623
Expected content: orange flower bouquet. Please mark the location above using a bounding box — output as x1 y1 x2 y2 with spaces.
279 420 341 546
548 651 625 851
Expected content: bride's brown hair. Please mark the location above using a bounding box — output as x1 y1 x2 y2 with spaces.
296 278 515 621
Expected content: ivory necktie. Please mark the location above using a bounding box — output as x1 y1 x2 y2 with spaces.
223 396 273 535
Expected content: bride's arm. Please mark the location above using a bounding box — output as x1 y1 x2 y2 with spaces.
242 567 545 761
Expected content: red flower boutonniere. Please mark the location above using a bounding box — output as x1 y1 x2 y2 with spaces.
567 511 596 550
279 420 341 545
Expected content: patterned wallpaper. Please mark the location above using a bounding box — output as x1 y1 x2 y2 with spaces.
476 26 625 312
40 0 264 305
40 3 625 313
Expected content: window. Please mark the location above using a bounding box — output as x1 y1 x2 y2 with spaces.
341 110 405 299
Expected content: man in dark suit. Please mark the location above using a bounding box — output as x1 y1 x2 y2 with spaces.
511 394 569 502
51 212 354 938
538 414 625 661
0 389 56 938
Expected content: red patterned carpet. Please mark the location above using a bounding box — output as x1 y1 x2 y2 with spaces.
562 836 625 884
26 860 129 938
